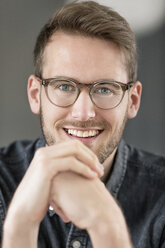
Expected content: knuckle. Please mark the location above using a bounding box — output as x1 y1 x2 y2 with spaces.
35 147 43 157
35 147 46 161
34 148 52 178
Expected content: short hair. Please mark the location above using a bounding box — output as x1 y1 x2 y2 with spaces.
34 0 137 81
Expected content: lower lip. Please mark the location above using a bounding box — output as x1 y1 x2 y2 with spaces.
63 129 102 144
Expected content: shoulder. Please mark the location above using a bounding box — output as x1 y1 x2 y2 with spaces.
125 142 165 172
0 137 45 208
0 137 45 165
122 141 165 192
116 140 165 193
0 137 45 190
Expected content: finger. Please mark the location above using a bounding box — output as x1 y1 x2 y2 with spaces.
41 140 104 176
49 156 99 179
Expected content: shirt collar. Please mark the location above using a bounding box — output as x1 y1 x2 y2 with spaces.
106 139 128 198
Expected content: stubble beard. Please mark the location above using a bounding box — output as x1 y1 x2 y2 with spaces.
40 107 128 164
94 111 127 163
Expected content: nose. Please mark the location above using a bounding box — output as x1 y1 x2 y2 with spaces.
71 90 96 121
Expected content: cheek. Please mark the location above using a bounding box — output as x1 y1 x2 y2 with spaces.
99 109 119 125
41 88 68 117
100 105 128 131
41 95 69 126
47 107 68 125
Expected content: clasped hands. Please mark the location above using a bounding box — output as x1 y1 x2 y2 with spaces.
3 140 132 248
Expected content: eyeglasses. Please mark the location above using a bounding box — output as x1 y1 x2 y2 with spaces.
37 77 134 110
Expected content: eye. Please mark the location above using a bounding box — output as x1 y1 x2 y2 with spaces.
58 83 75 92
49 80 76 92
92 83 121 97
93 85 114 96
96 87 112 95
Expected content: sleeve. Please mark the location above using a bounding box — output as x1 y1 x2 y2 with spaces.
0 190 6 246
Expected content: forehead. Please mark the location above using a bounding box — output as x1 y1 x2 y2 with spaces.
42 32 128 83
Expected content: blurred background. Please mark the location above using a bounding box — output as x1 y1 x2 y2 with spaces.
0 0 165 156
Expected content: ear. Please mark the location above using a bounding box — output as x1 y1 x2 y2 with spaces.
27 75 41 114
127 81 142 119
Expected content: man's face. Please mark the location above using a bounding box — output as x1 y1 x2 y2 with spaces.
40 32 130 164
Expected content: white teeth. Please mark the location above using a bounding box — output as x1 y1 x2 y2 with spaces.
73 130 77 136
83 131 88 138
66 129 100 137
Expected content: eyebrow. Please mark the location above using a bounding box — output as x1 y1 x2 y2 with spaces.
50 76 118 84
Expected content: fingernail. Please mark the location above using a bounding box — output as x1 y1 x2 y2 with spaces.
91 171 98 177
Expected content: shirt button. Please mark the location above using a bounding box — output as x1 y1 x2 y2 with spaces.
49 205 54 211
72 240 81 248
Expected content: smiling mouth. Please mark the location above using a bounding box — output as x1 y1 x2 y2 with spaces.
64 128 103 138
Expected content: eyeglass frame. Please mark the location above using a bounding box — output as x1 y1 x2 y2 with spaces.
36 76 134 110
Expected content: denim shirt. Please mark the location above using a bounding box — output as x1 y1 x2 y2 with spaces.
0 137 165 248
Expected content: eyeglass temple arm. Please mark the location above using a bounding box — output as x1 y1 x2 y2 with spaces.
36 77 48 86
125 81 134 90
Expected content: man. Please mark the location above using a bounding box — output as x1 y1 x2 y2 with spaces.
1 1 165 247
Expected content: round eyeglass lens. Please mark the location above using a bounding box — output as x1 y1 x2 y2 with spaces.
47 79 78 107
91 82 123 109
